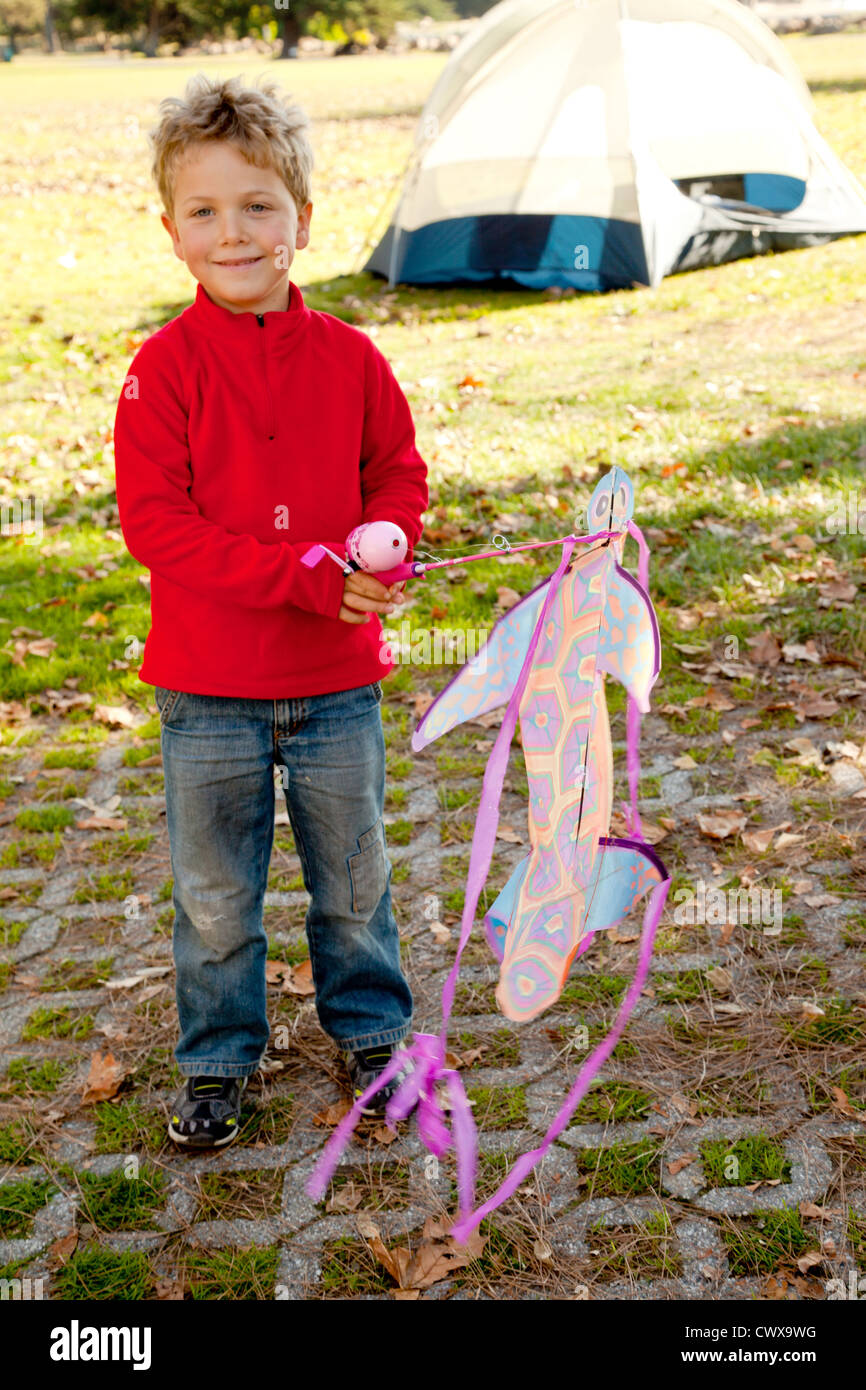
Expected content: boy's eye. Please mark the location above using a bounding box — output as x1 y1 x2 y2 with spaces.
249 203 269 213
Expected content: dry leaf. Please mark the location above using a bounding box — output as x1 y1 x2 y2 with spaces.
799 1201 839 1219
283 959 315 996
496 825 523 843
782 640 821 665
313 1098 352 1127
495 586 522 612
667 1154 698 1176
48 1231 79 1268
75 815 129 832
265 960 287 986
429 922 451 945
689 688 735 712
81 1050 129 1104
372 1123 399 1145
796 1251 825 1275
393 1289 421 1300
93 703 137 727
697 811 746 840
533 1238 553 1262
413 691 435 719
747 630 782 666
326 1181 363 1213
830 1086 866 1122
154 1277 186 1300
673 754 698 770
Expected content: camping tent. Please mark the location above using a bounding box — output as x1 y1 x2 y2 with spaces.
365 0 866 291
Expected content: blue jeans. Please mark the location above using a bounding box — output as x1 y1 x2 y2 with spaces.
154 680 412 1078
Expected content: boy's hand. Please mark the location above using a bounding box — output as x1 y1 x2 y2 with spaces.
338 571 406 625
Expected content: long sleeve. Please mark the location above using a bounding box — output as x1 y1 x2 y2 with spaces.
359 338 429 562
113 336 347 620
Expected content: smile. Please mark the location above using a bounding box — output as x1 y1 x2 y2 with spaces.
214 257 264 268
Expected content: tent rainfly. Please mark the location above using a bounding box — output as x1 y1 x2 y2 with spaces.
365 0 866 291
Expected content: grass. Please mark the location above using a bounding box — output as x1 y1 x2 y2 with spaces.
76 1167 167 1231
720 1209 812 1277
0 1057 74 1098
93 1099 169 1154
20 1005 94 1041
196 1170 283 1223
52 1248 152 1300
573 1141 663 1200
588 1209 681 1282
572 1080 654 1125
465 1083 528 1130
183 1246 281 1300
320 1235 393 1296
0 1178 57 1237
700 1134 792 1188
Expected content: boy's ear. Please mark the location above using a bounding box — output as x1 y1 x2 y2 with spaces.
161 213 186 265
295 201 313 251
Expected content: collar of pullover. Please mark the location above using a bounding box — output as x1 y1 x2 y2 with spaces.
187 280 311 352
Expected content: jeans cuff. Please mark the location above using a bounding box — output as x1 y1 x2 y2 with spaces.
175 1061 260 1079
334 1023 412 1052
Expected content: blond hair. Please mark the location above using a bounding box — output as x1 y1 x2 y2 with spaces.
149 73 314 220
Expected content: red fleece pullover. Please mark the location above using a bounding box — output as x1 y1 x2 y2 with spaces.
113 281 428 697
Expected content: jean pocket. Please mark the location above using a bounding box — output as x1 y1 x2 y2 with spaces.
155 688 185 727
348 818 388 914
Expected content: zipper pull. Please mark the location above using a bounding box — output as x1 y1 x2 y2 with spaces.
256 314 264 326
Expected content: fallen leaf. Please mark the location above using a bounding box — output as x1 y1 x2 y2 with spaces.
784 736 822 767
368 1121 397 1145
495 586 522 613
697 811 746 840
747 630 782 666
313 1098 352 1127
81 1050 129 1104
782 640 821 665
326 1180 363 1213
673 754 698 770
803 893 841 909
392 1289 421 1300
533 1238 553 1262
265 960 287 985
429 921 451 945
93 703 137 727
689 689 736 713
75 815 128 832
796 1251 825 1275
496 825 523 843
282 959 315 996
48 1231 79 1268
799 1201 839 1219
830 1086 866 1122
667 1154 698 1175
154 1277 186 1300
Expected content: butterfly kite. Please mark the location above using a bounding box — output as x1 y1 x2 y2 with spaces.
303 468 671 1242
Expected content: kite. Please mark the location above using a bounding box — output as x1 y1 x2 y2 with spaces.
303 468 671 1243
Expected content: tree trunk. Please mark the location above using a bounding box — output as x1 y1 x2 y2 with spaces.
144 1 161 57
44 2 62 53
277 13 301 57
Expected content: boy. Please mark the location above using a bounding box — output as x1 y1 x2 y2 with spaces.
113 73 428 1148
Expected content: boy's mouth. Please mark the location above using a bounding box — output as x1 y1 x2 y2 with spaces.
214 256 264 269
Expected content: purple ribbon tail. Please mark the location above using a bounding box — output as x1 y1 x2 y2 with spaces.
444 1069 478 1220
449 874 671 1244
306 1048 411 1202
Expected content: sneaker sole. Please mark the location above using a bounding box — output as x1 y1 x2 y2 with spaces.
167 1121 240 1149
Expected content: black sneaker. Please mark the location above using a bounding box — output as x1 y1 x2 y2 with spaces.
168 1076 247 1149
343 1046 413 1117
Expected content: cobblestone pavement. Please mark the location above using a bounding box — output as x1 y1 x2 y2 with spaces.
0 687 864 1300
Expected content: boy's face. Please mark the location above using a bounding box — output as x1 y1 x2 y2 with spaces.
161 140 312 315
